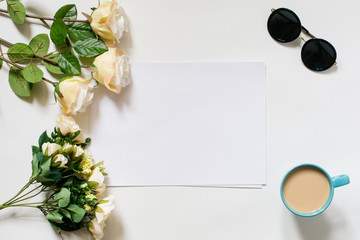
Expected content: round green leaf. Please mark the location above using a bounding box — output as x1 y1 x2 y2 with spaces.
7 43 34 62
7 1 26 24
29 34 50 56
68 22 96 41
22 64 44 83
50 19 68 46
8 67 32 97
54 188 71 208
58 52 81 75
66 204 86 223
46 210 64 224
73 38 108 57
43 53 64 75
54 4 77 27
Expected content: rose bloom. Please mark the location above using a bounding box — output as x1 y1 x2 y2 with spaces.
56 115 85 143
88 167 106 197
92 43 130 94
90 0 128 42
42 142 61 156
55 76 97 116
88 196 115 240
52 154 68 168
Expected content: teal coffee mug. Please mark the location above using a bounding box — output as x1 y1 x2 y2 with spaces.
280 164 349 217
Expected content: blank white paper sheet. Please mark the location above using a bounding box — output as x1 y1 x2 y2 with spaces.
89 62 266 187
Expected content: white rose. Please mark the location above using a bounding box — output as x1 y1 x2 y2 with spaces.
52 154 68 168
90 0 128 42
42 142 61 156
92 43 130 94
59 143 74 155
89 217 104 240
88 196 115 240
55 76 97 116
88 167 106 196
56 115 85 143
73 146 85 159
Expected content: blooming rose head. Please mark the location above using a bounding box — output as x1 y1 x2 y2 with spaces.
88 167 106 196
92 43 130 94
55 76 97 115
56 115 85 143
88 195 115 240
42 142 61 156
52 154 68 168
90 0 128 42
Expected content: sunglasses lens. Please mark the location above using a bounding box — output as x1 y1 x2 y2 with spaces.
267 8 302 43
301 39 337 71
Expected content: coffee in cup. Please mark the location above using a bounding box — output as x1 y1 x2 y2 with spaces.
280 164 349 217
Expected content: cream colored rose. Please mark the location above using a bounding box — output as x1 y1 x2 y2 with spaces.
59 143 74 155
92 43 130 94
55 76 97 116
90 0 128 42
77 152 95 179
42 142 61 156
88 167 106 196
88 196 115 240
52 154 68 168
56 115 85 143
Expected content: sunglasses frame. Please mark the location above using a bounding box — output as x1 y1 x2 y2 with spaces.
267 8 337 71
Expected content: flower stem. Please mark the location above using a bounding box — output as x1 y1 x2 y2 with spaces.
1 177 36 207
0 38 59 65
0 55 58 87
0 8 89 23
9 185 44 205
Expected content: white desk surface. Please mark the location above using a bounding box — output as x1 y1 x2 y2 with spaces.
0 0 359 239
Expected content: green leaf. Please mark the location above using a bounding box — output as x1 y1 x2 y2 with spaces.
7 1 26 24
39 156 51 177
32 145 40 155
54 4 77 27
0 59 3 70
7 43 34 62
31 153 41 178
59 209 72 220
68 22 96 41
29 34 50 56
22 64 43 83
66 204 86 223
50 19 67 46
43 53 64 75
54 188 71 208
38 131 52 147
58 52 81 75
8 66 32 97
46 210 64 224
73 38 108 57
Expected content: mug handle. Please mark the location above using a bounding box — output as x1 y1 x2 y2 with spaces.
332 175 350 188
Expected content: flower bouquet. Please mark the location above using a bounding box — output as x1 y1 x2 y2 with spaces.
0 116 113 240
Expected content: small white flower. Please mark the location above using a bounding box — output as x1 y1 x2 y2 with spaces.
56 116 85 143
59 143 74 155
73 146 85 159
42 142 61 156
52 154 68 168
88 196 115 240
88 167 106 196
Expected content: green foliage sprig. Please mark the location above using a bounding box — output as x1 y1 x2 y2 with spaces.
0 2 110 98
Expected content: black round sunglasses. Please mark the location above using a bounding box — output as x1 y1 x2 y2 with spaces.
267 8 337 71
